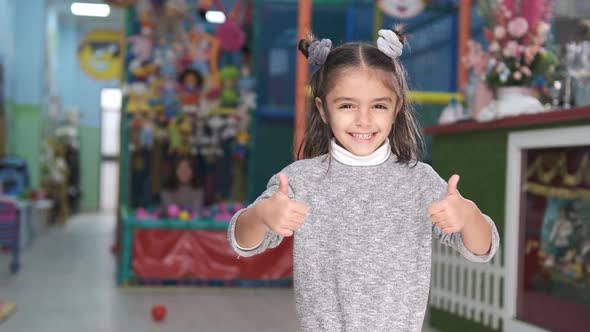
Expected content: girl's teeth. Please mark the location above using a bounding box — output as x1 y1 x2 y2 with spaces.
352 133 372 139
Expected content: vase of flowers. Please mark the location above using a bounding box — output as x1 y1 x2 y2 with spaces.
463 0 559 120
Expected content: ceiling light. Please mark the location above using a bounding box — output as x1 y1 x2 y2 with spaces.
71 3 110 17
205 10 226 24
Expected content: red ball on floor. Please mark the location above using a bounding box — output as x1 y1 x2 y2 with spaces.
151 305 167 322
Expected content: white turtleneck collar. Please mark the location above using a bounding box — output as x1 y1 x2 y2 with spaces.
330 138 391 166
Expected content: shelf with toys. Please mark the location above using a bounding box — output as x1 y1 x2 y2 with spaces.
116 0 292 286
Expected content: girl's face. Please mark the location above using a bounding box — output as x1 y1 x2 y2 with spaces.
176 160 193 185
316 67 398 156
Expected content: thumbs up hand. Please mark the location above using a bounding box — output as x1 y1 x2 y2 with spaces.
428 174 480 235
255 173 309 238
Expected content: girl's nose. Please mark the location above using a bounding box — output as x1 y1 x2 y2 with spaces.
355 108 371 127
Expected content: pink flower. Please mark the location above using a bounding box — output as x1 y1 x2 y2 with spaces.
503 41 519 57
489 42 500 52
513 71 522 80
494 26 507 39
462 41 490 75
521 66 532 77
508 17 529 38
537 22 550 36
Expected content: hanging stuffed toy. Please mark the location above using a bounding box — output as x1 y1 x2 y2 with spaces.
177 68 204 114
154 0 190 45
128 34 157 82
211 0 246 52
188 23 221 89
126 83 151 113
221 116 237 140
149 77 164 113
219 66 240 108
237 64 255 94
166 117 182 155
161 78 179 119
153 42 178 78
139 115 155 150
178 115 194 155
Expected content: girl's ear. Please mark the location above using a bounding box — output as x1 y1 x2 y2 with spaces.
315 97 327 124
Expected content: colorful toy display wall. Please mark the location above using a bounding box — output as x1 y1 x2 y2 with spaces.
123 0 255 210
115 0 299 286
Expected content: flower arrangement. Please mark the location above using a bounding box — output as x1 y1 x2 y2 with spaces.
463 0 558 90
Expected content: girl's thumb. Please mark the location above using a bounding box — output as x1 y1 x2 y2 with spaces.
278 173 289 195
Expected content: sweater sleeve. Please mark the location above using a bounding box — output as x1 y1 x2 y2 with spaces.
227 172 295 257
424 165 500 263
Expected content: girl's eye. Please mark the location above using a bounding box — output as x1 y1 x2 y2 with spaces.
339 104 354 110
373 104 388 110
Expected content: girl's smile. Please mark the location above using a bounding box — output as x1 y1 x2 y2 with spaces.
348 131 378 142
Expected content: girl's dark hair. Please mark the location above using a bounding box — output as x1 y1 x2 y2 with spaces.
296 27 424 165
166 157 200 190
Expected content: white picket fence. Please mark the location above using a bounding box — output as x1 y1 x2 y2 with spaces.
429 241 504 330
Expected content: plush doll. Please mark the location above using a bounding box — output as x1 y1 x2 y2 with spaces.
166 117 182 155
160 78 179 118
148 78 164 113
126 83 151 113
219 66 240 108
154 42 178 78
154 0 189 45
237 65 255 94
128 34 156 82
139 116 155 150
177 68 204 114
189 25 220 88
178 115 193 155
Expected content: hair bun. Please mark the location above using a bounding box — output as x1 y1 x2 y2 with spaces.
307 39 332 66
377 28 404 59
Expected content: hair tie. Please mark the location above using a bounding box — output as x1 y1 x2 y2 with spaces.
377 29 403 59
308 39 332 66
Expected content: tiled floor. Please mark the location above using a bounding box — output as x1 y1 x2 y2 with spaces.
0 213 438 332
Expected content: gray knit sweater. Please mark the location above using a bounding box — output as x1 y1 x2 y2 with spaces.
228 154 499 332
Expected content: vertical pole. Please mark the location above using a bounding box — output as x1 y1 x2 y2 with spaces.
373 2 383 41
450 12 459 92
294 0 311 159
458 0 471 91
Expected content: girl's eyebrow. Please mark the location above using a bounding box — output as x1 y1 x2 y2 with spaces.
332 97 394 103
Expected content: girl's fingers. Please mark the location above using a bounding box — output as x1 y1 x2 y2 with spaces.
435 221 450 229
276 228 294 237
291 201 309 215
430 211 447 224
289 213 306 224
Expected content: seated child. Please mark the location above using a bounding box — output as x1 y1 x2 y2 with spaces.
160 157 204 213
